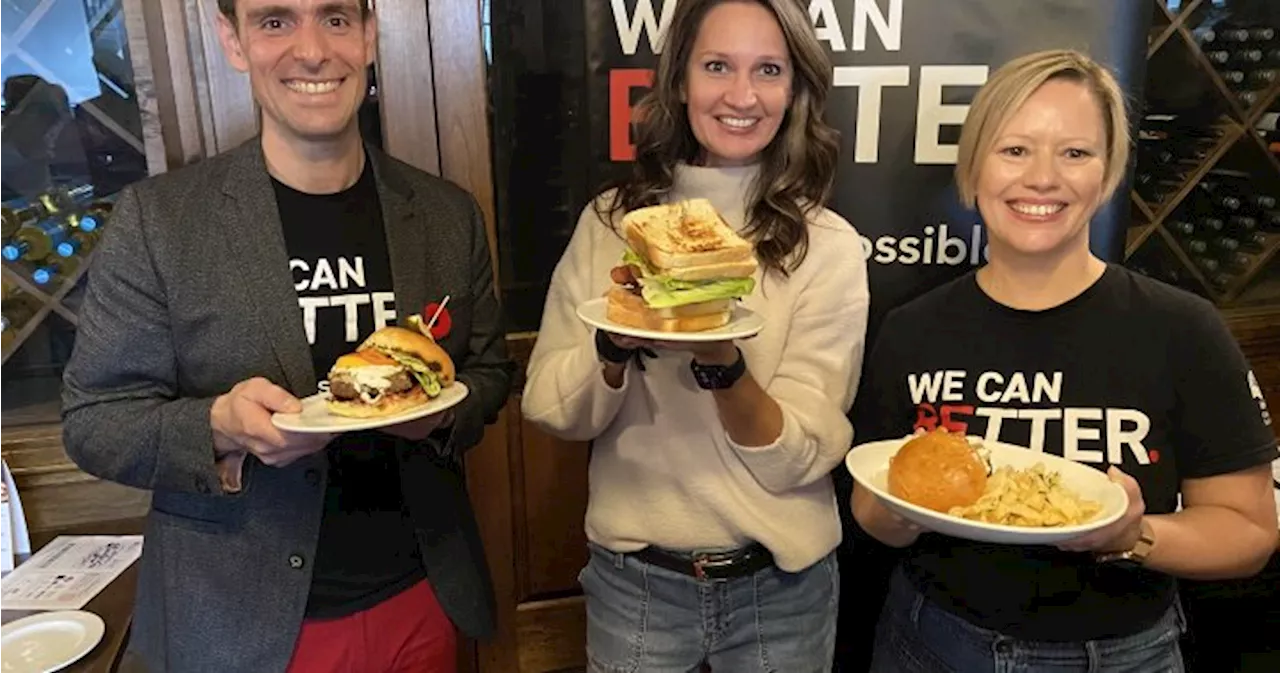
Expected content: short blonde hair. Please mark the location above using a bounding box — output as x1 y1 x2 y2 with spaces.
955 49 1130 209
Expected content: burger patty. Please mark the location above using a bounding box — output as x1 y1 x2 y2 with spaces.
330 370 414 401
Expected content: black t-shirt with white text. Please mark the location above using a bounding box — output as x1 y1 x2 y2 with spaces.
273 164 426 619
852 265 1277 641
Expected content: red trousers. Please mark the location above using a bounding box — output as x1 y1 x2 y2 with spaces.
286 579 457 673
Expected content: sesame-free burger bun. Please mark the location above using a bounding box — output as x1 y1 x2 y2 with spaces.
359 326 456 385
887 428 988 513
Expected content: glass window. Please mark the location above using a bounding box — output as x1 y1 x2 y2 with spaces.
487 0 607 333
2 0 151 425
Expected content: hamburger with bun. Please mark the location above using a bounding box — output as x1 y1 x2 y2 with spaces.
887 428 991 513
326 326 455 418
607 199 757 332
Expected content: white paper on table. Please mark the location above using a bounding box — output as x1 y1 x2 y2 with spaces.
0 535 143 610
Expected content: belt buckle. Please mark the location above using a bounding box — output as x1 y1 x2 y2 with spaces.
692 553 734 581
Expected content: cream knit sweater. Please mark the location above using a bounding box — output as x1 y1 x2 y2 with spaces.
521 164 870 571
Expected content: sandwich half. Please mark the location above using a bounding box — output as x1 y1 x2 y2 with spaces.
607 199 757 332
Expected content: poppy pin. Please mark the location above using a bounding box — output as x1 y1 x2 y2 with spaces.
423 299 453 341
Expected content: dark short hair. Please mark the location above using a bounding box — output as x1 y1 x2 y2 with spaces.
216 0 370 20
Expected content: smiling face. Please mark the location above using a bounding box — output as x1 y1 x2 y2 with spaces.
976 78 1107 262
218 0 375 146
683 2 791 167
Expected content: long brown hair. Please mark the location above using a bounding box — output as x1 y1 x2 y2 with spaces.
595 0 839 276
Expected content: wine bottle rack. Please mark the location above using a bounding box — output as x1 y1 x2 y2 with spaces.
1126 0 1280 307
1 256 93 366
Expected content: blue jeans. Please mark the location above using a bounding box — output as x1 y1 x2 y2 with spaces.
870 569 1186 673
580 542 839 672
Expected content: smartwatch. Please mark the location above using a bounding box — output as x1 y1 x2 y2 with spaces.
690 348 747 390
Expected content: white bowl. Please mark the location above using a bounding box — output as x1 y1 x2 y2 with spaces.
845 435 1129 545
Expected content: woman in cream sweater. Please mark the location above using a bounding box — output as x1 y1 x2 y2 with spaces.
522 1 869 671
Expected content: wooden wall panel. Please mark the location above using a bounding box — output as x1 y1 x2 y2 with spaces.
188 0 258 153
426 0 500 274
4 426 151 537
520 423 589 599
374 0 441 175
138 0 207 168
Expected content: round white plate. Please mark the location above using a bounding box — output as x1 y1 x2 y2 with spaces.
576 297 764 342
1 610 105 673
271 382 469 433
845 435 1129 545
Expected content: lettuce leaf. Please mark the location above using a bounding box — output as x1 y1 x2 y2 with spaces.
640 277 755 308
390 352 443 396
619 247 754 308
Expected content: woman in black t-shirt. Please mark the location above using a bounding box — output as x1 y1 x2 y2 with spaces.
850 49 1279 673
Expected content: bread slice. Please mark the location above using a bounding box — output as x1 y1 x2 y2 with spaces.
662 259 758 282
623 199 755 271
606 287 731 332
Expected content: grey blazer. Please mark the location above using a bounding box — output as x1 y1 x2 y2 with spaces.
61 140 513 672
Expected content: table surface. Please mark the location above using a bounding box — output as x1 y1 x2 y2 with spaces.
1 519 143 673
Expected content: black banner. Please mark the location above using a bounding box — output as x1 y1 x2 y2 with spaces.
584 0 1153 332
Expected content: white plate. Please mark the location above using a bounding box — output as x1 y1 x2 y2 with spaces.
271 382 469 433
576 297 764 342
1 610 105 673
845 435 1129 545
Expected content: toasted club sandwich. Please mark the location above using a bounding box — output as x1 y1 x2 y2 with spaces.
607 198 757 332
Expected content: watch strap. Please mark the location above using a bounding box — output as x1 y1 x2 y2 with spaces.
690 348 747 390
1096 519 1155 565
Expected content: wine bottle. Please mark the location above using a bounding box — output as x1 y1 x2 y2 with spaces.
0 296 37 350
1194 256 1222 274
1206 49 1265 66
1247 27 1277 43
1193 27 1220 45
51 254 80 280
30 261 61 287
1136 174 1184 202
1211 236 1241 253
1205 272 1233 291
1 221 66 262
75 206 107 233
1186 239 1210 255
55 230 97 258
1262 210 1280 232
1 204 39 239
1245 69 1277 89
1228 215 1259 232
34 184 94 217
1219 252 1254 273
1220 69 1247 85
1240 231 1268 251
1245 194 1277 211
1167 219 1197 237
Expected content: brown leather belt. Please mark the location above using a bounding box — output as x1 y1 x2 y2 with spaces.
631 543 775 581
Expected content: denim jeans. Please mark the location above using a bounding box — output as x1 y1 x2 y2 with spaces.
580 542 839 672
870 569 1186 673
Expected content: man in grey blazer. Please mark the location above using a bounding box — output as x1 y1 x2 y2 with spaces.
60 0 512 670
